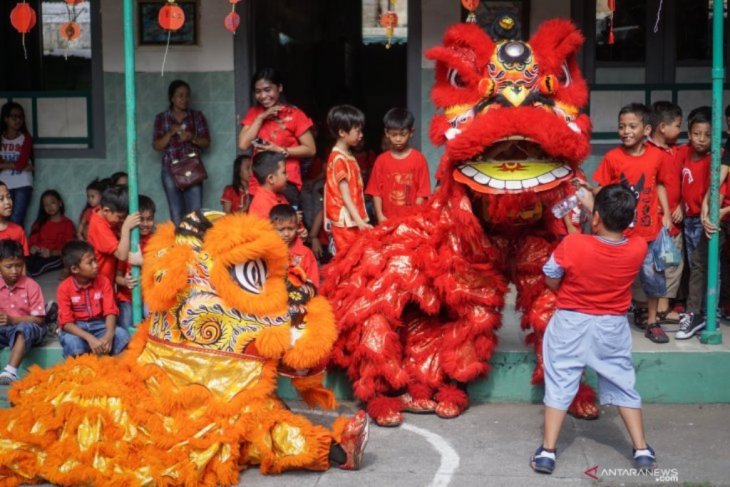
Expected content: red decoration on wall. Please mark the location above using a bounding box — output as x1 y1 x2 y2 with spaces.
607 0 616 45
461 0 479 23
158 1 185 32
225 0 241 34
10 1 37 59
380 11 398 49
65 0 84 5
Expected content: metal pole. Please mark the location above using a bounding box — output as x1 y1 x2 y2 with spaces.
701 0 724 345
123 0 143 326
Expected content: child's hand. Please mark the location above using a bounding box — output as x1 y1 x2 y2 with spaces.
128 249 143 267
87 336 106 355
122 212 141 232
671 205 684 224
703 217 719 238
99 334 114 355
124 270 139 289
39 248 51 258
310 238 323 259
297 226 308 241
0 313 7 326
29 245 40 255
571 178 591 192
296 210 304 225
662 213 673 231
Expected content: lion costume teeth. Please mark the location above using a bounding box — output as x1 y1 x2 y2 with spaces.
0 211 361 486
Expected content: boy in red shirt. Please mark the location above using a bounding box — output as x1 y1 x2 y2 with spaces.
0 181 28 255
0 240 47 384
87 185 141 287
270 204 320 288
116 195 156 330
366 108 431 223
590 103 672 344
647 101 684 323
531 185 655 475
324 105 371 253
57 240 130 358
248 152 289 219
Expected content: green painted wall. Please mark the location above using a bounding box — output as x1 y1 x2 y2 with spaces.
30 71 237 227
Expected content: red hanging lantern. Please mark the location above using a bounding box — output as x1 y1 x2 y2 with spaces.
461 0 479 23
60 22 81 41
380 11 398 49
225 0 241 34
65 0 84 4
10 2 37 59
158 1 185 32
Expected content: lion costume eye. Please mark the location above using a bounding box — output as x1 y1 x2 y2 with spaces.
558 62 571 87
447 68 466 88
230 259 268 295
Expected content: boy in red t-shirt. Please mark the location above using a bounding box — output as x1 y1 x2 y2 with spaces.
270 204 320 288
589 103 672 344
116 195 156 330
87 186 141 287
366 108 431 223
0 240 46 384
531 185 655 475
324 105 371 253
57 240 130 358
0 181 28 255
248 152 289 220
646 101 684 324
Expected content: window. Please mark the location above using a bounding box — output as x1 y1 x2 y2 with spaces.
595 0 646 63
676 0 728 63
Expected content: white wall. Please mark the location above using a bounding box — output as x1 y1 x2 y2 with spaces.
101 0 234 73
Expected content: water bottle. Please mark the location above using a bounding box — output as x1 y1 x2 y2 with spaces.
551 189 584 219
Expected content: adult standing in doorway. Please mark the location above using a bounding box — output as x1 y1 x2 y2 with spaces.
238 68 316 207
153 80 210 225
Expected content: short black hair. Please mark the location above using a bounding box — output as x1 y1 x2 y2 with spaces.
100 185 129 214
139 194 156 214
618 103 650 126
327 105 365 139
111 171 128 186
252 151 285 185
62 240 94 270
594 184 637 232
650 101 682 129
269 204 297 223
0 239 24 261
383 107 415 131
688 106 712 130
86 178 108 193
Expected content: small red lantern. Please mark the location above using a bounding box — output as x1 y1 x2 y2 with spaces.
380 11 398 49
60 22 81 41
224 12 241 34
10 1 37 59
461 0 479 23
65 0 84 4
158 1 185 32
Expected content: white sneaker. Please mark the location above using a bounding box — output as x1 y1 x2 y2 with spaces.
0 370 18 385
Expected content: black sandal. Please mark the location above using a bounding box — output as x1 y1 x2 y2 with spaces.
656 310 680 324
633 307 649 329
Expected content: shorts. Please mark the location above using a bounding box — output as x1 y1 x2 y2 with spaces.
632 239 666 300
0 322 47 355
543 309 642 410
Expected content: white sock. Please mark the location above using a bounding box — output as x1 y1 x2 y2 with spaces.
3 365 17 376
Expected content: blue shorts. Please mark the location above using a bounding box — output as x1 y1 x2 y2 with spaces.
637 239 666 298
0 322 47 355
543 309 642 410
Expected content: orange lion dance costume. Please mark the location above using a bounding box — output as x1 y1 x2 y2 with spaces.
0 211 367 486
322 17 599 426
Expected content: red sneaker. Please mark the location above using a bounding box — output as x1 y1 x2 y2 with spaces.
338 411 369 470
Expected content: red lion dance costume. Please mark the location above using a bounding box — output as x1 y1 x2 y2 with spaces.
322 17 599 426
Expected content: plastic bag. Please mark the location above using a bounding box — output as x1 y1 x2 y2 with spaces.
651 227 681 272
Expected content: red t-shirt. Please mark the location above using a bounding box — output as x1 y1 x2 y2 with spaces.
87 209 120 286
720 177 730 222
365 149 431 219
679 145 711 217
325 147 368 227
550 234 647 315
57 275 119 329
242 104 313 194
248 187 288 220
116 234 151 303
290 237 320 288
221 185 251 213
29 216 76 252
593 145 664 242
647 139 682 236
0 222 29 255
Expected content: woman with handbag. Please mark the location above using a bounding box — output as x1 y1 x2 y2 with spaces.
238 68 316 208
153 80 211 224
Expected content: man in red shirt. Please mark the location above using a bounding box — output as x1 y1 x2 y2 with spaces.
531 184 655 475
57 240 130 358
591 103 672 343
0 240 46 384
366 108 431 222
87 186 141 287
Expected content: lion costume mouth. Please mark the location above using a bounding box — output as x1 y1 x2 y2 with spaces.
453 137 573 194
